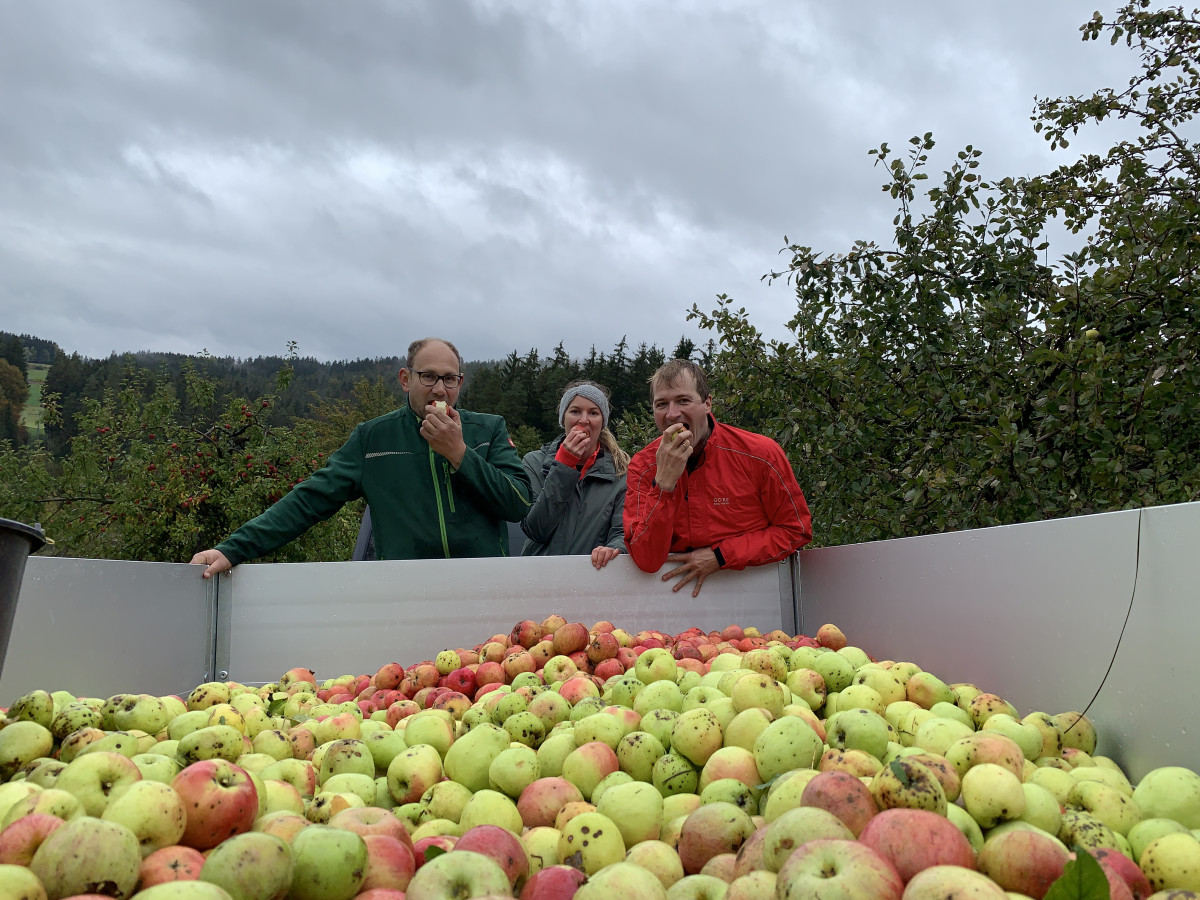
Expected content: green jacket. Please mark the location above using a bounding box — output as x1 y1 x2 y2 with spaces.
217 406 531 563
520 436 626 557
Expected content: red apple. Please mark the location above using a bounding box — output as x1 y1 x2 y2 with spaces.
775 839 903 899
520 863 588 899
374 662 405 690
456 824 530 890
361 833 417 893
1089 848 1152 900
799 770 879 837
0 813 64 865
172 759 259 850
413 834 458 867
138 844 207 887
857 808 976 881
550 622 589 656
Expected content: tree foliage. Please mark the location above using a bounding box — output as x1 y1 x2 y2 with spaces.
461 338 672 454
690 1 1200 547
0 353 362 562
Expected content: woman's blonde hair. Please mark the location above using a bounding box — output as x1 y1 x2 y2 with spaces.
599 428 630 476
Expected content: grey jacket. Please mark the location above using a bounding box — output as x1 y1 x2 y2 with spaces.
520 436 627 556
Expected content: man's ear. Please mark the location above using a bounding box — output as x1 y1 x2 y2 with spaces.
398 368 410 392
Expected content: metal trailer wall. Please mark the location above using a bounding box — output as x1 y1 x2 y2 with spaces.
2 502 1197 784
797 501 1200 782
0 557 216 700
216 556 797 685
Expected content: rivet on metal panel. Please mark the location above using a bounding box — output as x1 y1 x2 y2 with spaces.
218 670 229 679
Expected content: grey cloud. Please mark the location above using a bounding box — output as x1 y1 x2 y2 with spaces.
0 1 1143 363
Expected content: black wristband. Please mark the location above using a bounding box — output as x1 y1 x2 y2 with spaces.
712 545 726 568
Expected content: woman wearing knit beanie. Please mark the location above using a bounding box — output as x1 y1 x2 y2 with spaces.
519 381 630 567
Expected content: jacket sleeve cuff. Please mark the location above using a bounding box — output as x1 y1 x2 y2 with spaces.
712 545 726 569
554 444 582 467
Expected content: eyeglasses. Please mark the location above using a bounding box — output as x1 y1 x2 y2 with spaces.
410 369 464 388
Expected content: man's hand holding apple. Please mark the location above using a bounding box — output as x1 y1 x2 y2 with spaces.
653 424 692 491
421 402 467 468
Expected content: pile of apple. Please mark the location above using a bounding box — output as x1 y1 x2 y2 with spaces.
1 617 1200 900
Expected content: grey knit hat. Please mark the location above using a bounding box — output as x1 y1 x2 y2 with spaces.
558 383 610 430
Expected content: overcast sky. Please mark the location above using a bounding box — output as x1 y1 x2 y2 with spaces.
0 2 1139 365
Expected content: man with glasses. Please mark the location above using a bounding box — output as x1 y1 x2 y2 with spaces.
624 359 812 596
190 337 531 576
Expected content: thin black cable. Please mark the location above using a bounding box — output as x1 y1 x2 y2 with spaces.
1065 507 1142 734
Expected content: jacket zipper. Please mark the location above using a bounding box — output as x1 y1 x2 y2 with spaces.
428 447 450 557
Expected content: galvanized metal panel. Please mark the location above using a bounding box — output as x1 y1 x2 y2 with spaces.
222 555 791 685
797 502 1200 780
0 557 215 701
1098 503 1200 778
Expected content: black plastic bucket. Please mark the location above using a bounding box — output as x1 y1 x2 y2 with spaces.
0 518 46 678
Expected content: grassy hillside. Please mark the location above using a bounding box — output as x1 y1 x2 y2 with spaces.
21 363 48 438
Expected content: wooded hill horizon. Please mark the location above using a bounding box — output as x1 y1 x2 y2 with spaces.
1 330 700 459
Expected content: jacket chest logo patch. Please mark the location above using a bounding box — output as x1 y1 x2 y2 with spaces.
713 497 730 505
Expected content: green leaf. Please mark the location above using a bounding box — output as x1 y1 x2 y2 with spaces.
424 844 447 862
1044 850 1111 900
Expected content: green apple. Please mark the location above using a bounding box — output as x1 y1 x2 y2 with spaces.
1134 831 1200 892
625 839 685 889
288 824 368 900
1128 817 1191 862
386 743 443 805
761 769 821 822
671 709 723 767
100 779 186 856
0 862 48 900
7 691 55 729
753 716 823 782
0 722 54 782
1132 766 1200 829
633 680 685 717
558 811 626 874
199 830 293 900
401 711 455 759
870 756 945 815
596 779 663 845
1 788 81 828
811 653 856 693
489 745 541 799
318 739 375 784
729 673 786 719
443 723 510 794
53 751 142 817
913 717 973 756
775 838 904 898
826 709 890 761
635 648 678 685
616 730 666 783
763 806 854 872
1017 782 1063 836
322 773 376 806
961 763 1025 829
459 788 523 834
573 859 667 899
1067 780 1143 836
30 816 141 900
177 725 244 765
981 714 1044 761
535 732 578 778
573 713 625 750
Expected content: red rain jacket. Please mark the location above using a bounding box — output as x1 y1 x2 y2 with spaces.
623 417 812 572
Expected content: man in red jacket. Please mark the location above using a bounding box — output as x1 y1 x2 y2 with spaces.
623 359 812 595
